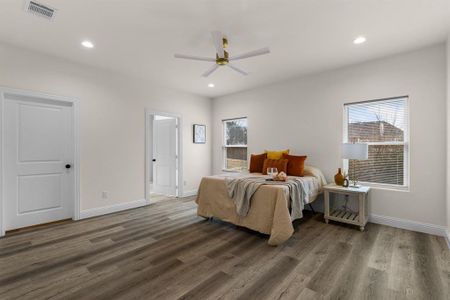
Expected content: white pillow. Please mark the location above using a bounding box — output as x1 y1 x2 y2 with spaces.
304 165 327 187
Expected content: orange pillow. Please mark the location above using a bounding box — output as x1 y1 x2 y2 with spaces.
283 154 307 176
262 159 288 175
249 153 267 173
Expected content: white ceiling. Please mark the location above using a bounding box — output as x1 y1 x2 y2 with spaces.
0 0 449 97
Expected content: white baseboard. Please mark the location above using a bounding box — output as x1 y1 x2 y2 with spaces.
182 189 197 197
370 213 448 239
79 199 148 219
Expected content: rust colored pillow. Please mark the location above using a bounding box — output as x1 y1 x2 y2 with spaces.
262 159 288 175
282 154 307 176
249 153 267 173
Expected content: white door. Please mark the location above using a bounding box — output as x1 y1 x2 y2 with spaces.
152 118 177 196
4 95 74 231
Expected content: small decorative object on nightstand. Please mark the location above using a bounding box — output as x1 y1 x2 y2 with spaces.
343 176 349 187
334 168 345 186
323 183 370 231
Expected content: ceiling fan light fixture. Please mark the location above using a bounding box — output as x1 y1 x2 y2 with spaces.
216 51 229 65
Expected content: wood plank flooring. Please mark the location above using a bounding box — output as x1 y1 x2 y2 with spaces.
0 196 449 300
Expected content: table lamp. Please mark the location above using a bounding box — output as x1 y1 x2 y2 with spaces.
342 143 368 188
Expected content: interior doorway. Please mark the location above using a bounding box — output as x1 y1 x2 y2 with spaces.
145 111 182 202
0 88 80 236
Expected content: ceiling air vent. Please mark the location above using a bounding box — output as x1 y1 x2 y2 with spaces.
24 1 56 20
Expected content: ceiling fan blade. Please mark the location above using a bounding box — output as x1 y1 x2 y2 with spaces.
229 47 270 61
202 64 220 77
227 63 248 76
174 54 215 62
211 31 225 58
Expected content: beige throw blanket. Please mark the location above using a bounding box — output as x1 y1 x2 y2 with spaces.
196 177 295 245
225 177 307 221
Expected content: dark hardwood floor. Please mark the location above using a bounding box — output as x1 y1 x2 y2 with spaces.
0 196 449 300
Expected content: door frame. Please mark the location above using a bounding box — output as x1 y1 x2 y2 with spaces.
145 109 183 203
0 87 80 237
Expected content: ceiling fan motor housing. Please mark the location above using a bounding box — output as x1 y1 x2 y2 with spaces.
216 50 229 65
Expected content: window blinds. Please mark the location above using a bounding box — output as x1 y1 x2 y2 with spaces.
344 97 408 186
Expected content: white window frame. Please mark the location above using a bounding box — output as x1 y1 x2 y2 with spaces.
222 117 248 172
343 96 410 191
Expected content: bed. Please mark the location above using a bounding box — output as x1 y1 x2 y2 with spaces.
195 166 327 245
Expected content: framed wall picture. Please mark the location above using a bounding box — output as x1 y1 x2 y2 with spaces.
193 124 206 144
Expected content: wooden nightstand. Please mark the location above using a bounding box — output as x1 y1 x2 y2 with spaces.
323 184 370 231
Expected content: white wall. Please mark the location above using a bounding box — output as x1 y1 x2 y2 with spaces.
447 36 450 235
212 44 447 227
0 43 212 211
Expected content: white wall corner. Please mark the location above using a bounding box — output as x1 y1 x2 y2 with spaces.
79 199 148 219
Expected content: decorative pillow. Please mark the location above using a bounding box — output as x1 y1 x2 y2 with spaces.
265 149 290 160
262 159 289 175
282 154 307 176
249 153 267 173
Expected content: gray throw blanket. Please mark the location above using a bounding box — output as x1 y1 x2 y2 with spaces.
225 176 308 220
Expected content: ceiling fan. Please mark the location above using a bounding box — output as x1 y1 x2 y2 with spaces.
174 31 270 77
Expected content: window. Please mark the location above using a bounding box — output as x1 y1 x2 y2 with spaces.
223 118 248 171
344 97 408 188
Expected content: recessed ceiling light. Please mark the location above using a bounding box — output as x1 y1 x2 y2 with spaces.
353 36 366 45
208 83 215 88
81 40 94 48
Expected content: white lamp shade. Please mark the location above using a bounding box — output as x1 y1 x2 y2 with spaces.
342 143 368 160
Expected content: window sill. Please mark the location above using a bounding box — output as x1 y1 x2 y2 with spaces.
221 169 247 173
358 182 409 192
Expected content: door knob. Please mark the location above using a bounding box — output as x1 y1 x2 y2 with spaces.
152 159 156 162
65 164 71 169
